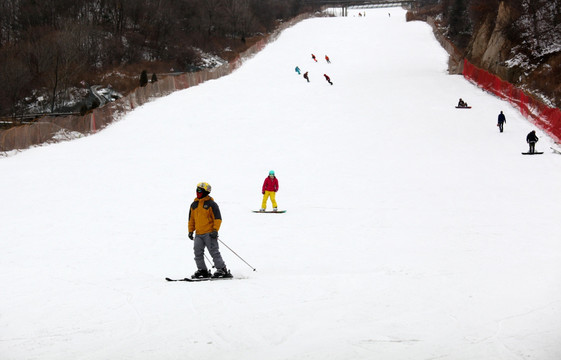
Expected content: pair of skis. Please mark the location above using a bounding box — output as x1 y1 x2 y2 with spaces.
168 211 276 283
165 276 234 282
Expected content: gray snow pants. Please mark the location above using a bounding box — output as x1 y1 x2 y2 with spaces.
193 233 226 270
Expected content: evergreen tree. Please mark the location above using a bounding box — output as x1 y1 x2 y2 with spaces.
140 70 148 87
448 0 471 48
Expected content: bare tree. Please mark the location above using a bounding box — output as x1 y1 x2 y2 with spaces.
201 0 225 36
0 0 20 47
222 0 257 38
0 49 33 116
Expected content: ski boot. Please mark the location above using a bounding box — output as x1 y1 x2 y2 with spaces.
192 269 211 279
273 207 278 212
212 267 233 278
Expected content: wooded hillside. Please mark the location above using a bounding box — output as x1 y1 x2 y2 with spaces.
0 0 312 117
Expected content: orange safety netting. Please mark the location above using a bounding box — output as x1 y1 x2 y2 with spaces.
463 59 561 143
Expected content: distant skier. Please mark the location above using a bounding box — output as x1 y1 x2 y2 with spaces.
323 74 333 85
526 130 539 153
457 98 468 107
497 111 506 133
188 182 231 279
303 71 310 82
261 170 279 212
311 54 317 62
325 55 331 64
295 66 301 75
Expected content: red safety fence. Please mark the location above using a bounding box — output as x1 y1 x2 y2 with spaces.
464 59 561 143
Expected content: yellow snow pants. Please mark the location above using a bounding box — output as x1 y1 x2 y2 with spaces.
261 191 277 209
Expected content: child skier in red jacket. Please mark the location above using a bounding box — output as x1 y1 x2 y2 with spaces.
261 170 279 212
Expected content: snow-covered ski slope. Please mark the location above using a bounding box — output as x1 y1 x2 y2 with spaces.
2 8 561 360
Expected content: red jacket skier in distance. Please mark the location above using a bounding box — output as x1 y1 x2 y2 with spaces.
262 176 279 193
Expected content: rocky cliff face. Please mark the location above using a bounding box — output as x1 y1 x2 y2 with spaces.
467 2 516 82
416 0 561 108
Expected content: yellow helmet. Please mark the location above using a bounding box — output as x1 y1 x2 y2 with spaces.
196 182 211 193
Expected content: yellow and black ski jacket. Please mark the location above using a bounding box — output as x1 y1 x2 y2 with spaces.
188 195 222 235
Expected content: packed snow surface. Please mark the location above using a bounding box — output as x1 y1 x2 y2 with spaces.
1 8 561 360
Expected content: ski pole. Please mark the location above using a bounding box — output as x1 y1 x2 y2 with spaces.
204 253 215 268
218 238 256 271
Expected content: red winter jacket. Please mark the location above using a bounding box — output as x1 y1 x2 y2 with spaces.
262 176 279 193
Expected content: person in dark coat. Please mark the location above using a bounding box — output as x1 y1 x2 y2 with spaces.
526 130 539 153
323 74 333 85
497 111 506 132
303 71 309 83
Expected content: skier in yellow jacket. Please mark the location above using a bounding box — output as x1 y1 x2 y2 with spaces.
188 182 231 279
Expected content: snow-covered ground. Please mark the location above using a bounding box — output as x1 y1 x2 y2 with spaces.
1 8 561 360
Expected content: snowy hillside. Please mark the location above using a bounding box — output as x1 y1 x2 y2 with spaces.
1 8 561 360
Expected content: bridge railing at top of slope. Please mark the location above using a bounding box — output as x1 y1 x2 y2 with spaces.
303 0 417 8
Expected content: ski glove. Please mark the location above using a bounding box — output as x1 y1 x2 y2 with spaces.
209 231 218 239
188 232 194 240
